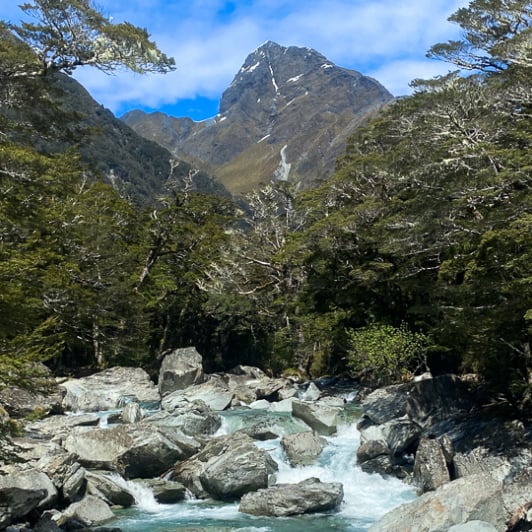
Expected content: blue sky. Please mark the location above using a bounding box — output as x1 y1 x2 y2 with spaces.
1 0 469 120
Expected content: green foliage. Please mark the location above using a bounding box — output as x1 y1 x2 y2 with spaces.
427 0 532 71
346 323 429 386
11 0 175 75
0 1 176 387
0 0 530 410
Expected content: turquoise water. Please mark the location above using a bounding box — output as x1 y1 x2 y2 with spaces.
111 399 415 531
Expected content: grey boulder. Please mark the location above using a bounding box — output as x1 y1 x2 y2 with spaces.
147 398 221 436
61 366 159 412
161 375 233 411
56 494 114 527
413 437 451 492
64 422 200 478
0 470 57 528
239 477 344 516
281 431 326 466
292 399 342 435
158 346 205 396
170 432 278 500
369 473 505 532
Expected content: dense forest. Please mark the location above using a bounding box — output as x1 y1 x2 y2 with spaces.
1 1 531 412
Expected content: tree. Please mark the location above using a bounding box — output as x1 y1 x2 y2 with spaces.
201 181 310 373
8 0 175 76
133 179 235 369
427 0 532 72
0 1 175 386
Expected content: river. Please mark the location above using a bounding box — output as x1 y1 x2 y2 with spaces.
110 390 416 531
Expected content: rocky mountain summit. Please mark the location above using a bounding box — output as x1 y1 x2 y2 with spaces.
123 41 393 194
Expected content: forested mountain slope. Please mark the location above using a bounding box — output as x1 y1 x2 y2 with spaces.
0 0 530 417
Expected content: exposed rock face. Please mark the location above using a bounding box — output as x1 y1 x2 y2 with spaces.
123 41 393 194
158 347 205 396
239 477 344 516
13 73 228 206
413 437 451 492
369 473 505 532
60 366 159 412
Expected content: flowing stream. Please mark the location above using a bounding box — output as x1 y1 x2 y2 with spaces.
110 391 415 531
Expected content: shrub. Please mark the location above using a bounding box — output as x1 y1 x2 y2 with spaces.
346 323 429 386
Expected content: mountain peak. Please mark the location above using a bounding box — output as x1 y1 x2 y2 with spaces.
221 43 340 116
123 42 393 194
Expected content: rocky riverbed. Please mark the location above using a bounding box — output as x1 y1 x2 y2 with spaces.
0 347 531 531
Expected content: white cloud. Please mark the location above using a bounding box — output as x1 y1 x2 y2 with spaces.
368 59 457 97
1 0 471 115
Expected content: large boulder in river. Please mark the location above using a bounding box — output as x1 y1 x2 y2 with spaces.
135 478 187 504
281 431 326 467
239 477 344 517
86 471 135 507
56 494 114 528
170 432 278 500
64 422 200 478
368 473 505 532
223 365 297 404
158 347 205 396
60 367 159 412
161 375 233 411
292 399 342 435
33 450 86 503
357 439 390 464
147 399 221 436
359 385 409 426
0 470 57 528
381 417 422 455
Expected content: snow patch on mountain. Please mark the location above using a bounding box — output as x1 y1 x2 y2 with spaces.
269 63 279 94
288 74 304 83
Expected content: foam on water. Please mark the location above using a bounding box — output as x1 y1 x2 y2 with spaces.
108 474 162 513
